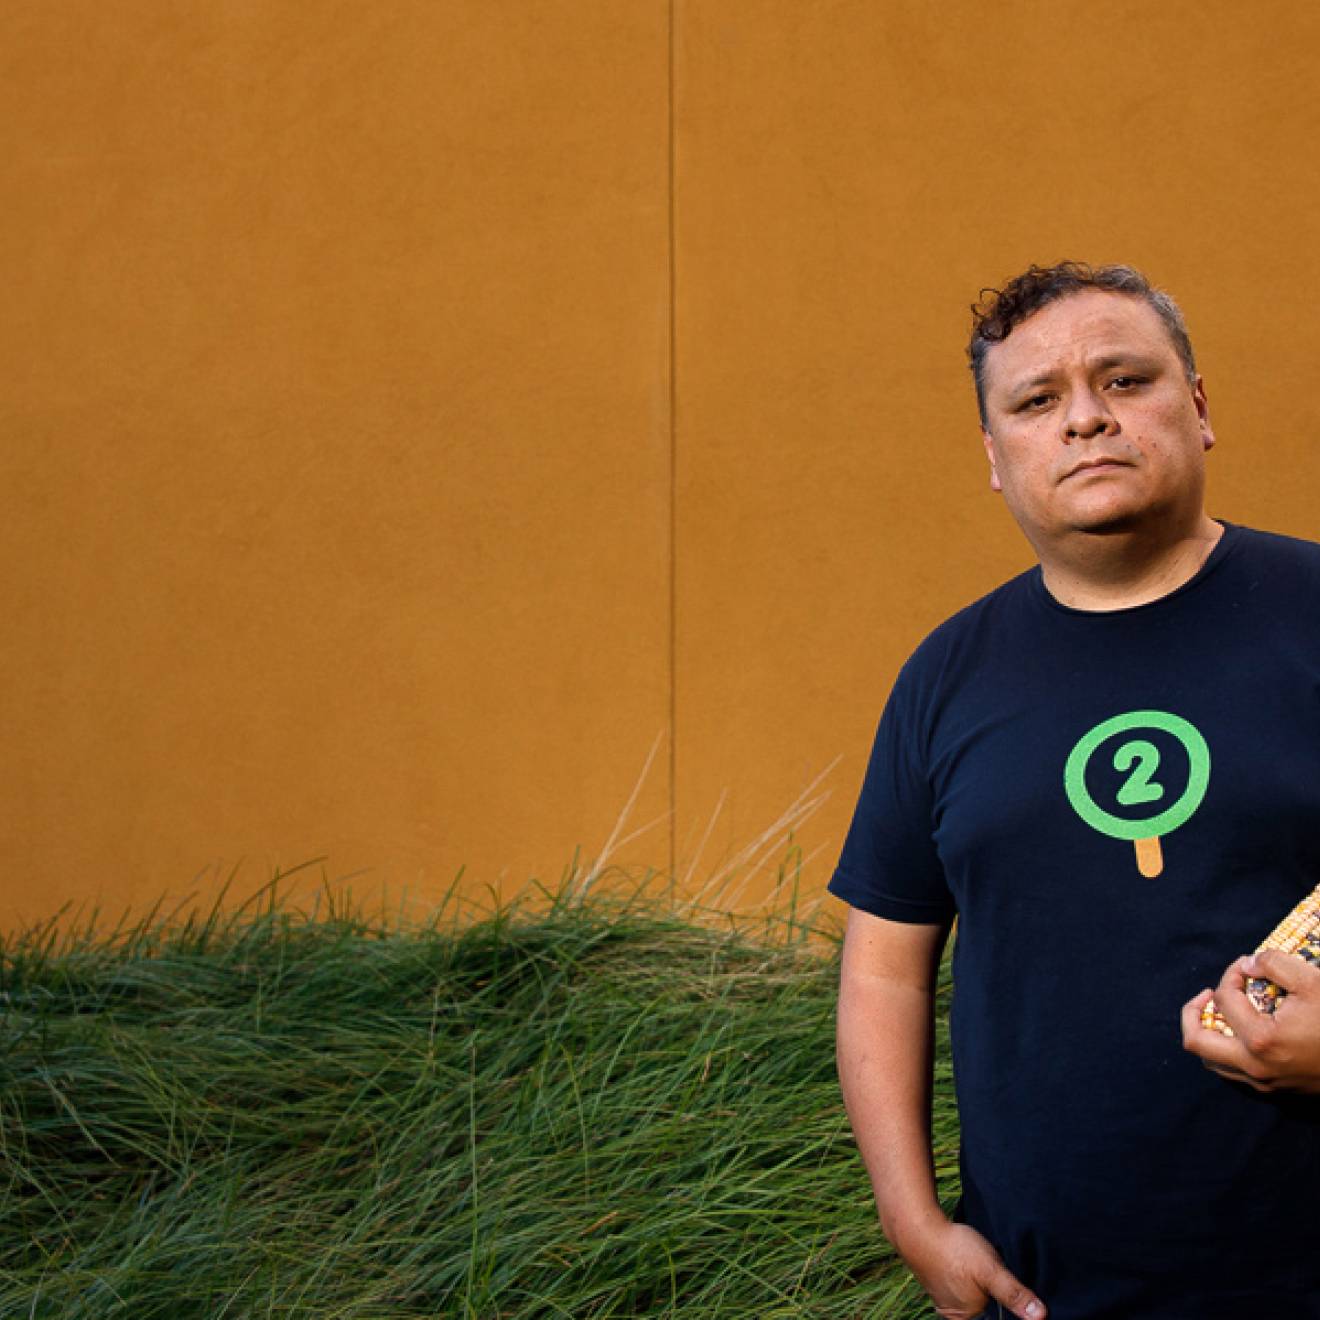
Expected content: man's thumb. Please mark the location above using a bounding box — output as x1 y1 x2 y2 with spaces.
986 1262 1046 1319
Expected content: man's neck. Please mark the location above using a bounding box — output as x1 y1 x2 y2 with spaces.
1036 516 1224 612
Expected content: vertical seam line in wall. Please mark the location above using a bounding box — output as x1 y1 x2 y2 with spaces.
667 0 678 880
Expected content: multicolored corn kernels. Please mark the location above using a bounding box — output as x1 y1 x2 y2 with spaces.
1200 885 1320 1036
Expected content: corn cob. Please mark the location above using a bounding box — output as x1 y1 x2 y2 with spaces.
1201 883 1320 1035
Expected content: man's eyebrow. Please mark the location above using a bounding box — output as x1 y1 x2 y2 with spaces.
1006 371 1057 396
1088 352 1162 374
1003 353 1162 398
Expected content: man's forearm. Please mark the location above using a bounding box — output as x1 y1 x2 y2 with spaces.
836 962 948 1253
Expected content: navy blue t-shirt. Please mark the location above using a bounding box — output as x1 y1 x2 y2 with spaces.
831 524 1320 1319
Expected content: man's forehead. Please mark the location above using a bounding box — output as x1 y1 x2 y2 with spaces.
985 289 1175 390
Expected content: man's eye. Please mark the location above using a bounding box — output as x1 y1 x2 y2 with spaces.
1109 376 1143 390
1022 394 1052 411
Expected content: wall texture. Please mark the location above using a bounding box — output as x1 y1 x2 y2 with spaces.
4 1 1320 925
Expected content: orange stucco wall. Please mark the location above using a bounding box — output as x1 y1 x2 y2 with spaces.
4 2 1320 926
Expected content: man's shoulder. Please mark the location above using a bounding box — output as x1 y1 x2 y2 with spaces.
1224 521 1320 590
1231 521 1320 561
896 567 1039 689
918 567 1038 649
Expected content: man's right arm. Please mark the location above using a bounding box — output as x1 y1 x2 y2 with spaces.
836 906 1046 1320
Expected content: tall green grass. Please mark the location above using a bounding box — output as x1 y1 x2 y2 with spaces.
0 871 958 1317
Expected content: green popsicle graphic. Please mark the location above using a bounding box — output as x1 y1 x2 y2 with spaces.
1064 711 1210 878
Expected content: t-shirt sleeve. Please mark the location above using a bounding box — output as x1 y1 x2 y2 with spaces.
828 659 955 924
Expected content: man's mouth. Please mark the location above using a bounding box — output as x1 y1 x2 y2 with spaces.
1063 457 1131 479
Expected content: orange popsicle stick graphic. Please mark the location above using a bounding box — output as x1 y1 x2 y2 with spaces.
1134 836 1163 878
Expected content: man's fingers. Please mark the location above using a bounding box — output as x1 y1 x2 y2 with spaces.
1210 959 1271 1044
1248 948 1320 996
1181 987 1243 1063
1215 956 1251 999
1212 950 1320 1045
986 1261 1046 1319
1180 987 1214 1049
1180 990 1269 1085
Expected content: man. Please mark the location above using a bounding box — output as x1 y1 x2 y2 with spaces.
831 262 1320 1320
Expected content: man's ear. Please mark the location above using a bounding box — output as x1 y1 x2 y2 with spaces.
982 428 1002 492
1193 376 1215 452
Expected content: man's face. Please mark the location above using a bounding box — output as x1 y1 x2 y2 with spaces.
979 289 1215 550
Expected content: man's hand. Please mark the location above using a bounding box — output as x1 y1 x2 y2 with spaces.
1181 951 1320 1093
903 1220 1046 1320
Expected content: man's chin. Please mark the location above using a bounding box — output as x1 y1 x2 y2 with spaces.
1064 498 1166 537
1072 514 1145 536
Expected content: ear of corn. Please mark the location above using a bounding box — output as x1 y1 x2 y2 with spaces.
1200 884 1320 1036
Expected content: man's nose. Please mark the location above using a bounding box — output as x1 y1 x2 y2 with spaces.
1063 388 1113 440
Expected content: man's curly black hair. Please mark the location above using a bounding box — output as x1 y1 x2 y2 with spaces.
967 261 1198 427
